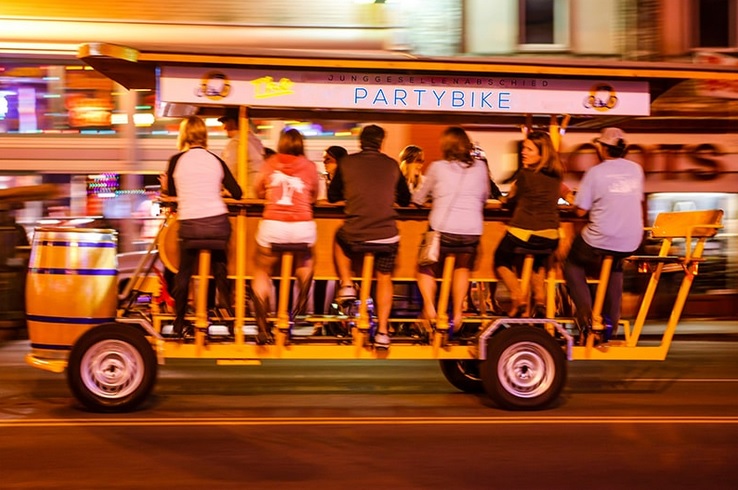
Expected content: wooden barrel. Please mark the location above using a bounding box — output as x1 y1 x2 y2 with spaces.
26 228 118 359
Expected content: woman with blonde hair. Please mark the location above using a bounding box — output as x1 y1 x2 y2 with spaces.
165 115 243 337
412 127 490 333
399 144 425 193
494 130 568 318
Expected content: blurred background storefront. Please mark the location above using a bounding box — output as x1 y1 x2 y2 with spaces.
0 0 736 319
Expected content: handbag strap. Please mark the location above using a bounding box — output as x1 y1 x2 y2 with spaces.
436 161 471 231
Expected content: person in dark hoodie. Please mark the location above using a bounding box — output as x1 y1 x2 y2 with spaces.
251 128 319 344
327 124 411 350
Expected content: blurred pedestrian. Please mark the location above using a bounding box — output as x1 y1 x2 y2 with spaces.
317 145 347 202
399 144 425 193
218 109 265 199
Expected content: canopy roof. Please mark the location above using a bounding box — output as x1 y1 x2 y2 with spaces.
78 42 738 130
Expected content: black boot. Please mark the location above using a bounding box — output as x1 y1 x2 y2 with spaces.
252 295 274 345
291 276 313 324
171 318 192 338
575 316 591 346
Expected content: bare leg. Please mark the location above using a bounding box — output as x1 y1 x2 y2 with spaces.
531 266 546 307
416 265 438 321
452 266 470 327
375 271 393 335
333 240 353 287
604 270 624 336
251 245 277 343
496 265 523 315
563 260 592 328
292 251 314 317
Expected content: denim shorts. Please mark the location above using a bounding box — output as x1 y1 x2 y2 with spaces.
335 228 399 274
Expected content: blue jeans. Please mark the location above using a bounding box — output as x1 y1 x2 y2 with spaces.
563 234 633 329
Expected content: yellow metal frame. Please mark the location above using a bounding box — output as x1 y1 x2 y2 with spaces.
105 208 720 366
572 209 724 360
23 43 732 373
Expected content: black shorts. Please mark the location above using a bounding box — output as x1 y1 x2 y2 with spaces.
494 231 558 270
335 228 399 274
438 232 480 269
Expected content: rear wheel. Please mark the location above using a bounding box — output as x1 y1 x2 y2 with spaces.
67 323 157 412
481 325 566 410
439 360 484 393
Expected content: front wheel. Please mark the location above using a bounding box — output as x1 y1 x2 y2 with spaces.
67 323 157 412
481 326 566 410
439 360 484 393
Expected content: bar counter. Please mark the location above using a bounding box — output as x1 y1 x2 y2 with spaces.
158 199 584 281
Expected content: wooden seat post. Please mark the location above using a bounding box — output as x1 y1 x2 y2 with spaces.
591 256 614 333
434 243 477 350
436 254 456 332
357 252 375 333
194 249 211 348
513 247 555 317
518 254 536 311
271 243 311 345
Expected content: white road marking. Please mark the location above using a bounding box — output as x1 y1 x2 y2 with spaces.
2 416 738 428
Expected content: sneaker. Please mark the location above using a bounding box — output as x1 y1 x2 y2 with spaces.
335 284 358 302
169 319 193 339
374 332 390 350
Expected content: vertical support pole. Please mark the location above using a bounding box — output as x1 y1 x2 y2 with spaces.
545 267 556 318
518 255 535 316
277 252 294 331
628 239 672 346
357 254 374 332
549 115 560 151
234 209 246 346
234 106 249 346
351 253 374 354
434 254 456 352
237 106 249 193
545 266 557 335
436 255 455 331
591 256 613 331
195 249 211 353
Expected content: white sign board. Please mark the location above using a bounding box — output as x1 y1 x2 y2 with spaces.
159 66 650 116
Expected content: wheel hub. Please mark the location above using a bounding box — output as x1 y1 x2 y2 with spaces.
498 341 554 398
80 340 144 399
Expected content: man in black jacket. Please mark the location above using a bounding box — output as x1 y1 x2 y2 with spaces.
328 125 411 349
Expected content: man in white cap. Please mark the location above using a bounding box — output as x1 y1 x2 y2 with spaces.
218 109 265 199
564 127 644 342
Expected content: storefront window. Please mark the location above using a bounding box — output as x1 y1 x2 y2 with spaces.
0 62 120 134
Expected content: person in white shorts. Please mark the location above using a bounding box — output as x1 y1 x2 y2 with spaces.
251 129 319 344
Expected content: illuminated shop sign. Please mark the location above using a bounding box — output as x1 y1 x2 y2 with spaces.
160 67 650 116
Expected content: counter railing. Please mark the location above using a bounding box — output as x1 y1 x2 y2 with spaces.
150 199 584 350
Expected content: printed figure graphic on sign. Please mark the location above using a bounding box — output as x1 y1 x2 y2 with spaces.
195 71 231 100
584 83 618 112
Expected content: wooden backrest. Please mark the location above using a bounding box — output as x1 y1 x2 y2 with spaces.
650 210 724 239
